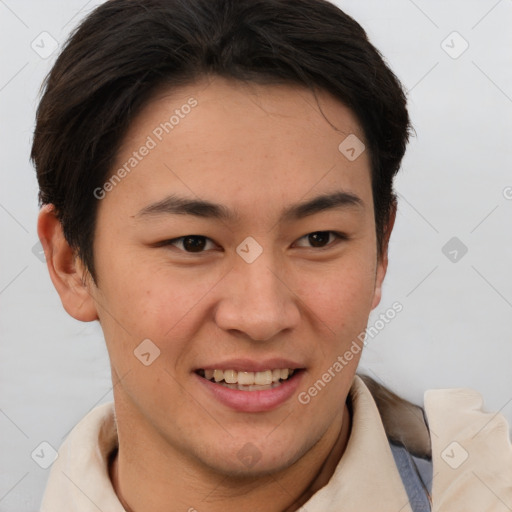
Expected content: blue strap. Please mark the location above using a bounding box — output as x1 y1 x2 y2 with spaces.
389 441 432 512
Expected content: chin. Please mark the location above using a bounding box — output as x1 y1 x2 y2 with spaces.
195 437 307 479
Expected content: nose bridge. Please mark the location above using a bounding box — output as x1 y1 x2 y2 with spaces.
239 256 282 308
215 249 299 341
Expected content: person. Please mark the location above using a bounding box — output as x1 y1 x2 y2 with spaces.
31 0 512 510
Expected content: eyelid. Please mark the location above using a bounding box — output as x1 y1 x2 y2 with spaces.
293 231 348 249
154 231 348 253
156 235 218 252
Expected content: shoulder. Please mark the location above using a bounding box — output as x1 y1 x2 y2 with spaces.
359 375 512 510
40 401 121 511
424 386 512 510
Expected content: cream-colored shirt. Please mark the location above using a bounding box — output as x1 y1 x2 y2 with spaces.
40 376 512 511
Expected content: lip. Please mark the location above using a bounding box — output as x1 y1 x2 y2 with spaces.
196 358 303 372
194 366 305 413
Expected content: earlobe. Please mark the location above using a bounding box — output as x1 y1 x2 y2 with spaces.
37 205 99 322
371 202 397 310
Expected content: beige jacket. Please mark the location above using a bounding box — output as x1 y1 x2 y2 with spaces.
40 376 512 511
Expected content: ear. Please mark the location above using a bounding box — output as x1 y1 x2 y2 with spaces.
37 204 99 322
371 201 397 310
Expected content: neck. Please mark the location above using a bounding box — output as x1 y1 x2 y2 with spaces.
109 403 351 512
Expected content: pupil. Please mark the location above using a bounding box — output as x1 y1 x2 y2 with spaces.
308 231 330 247
183 236 206 252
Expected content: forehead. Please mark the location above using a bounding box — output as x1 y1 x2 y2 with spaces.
104 76 372 220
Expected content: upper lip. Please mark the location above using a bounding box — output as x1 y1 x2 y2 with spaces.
195 358 304 372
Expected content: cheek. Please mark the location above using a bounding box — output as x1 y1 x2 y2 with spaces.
295 258 377 338
94 257 227 359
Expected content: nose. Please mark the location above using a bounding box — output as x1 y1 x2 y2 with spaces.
214 255 300 342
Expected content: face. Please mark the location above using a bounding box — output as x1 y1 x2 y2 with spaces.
81 77 388 475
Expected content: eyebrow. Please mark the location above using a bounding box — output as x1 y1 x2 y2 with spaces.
136 195 235 220
136 191 363 222
282 191 363 221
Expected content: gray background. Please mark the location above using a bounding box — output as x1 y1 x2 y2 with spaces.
1 0 511 510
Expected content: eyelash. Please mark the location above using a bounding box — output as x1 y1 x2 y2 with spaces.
293 231 347 249
161 231 348 254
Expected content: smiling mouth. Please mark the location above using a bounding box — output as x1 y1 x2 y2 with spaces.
195 368 301 391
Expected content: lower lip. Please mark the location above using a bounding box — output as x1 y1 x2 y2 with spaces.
194 371 304 413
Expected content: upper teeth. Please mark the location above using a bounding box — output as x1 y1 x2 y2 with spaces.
203 368 293 385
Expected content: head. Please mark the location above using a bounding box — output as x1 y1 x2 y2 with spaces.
33 0 410 477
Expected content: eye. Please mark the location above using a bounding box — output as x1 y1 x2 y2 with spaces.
166 235 217 253
293 231 346 249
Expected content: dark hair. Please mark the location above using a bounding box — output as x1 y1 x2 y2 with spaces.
32 0 411 282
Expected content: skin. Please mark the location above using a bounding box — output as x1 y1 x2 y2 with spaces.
38 76 394 512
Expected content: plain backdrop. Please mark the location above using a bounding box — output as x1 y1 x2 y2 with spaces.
1 0 511 510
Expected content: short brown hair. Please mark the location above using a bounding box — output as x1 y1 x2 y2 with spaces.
32 0 411 282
